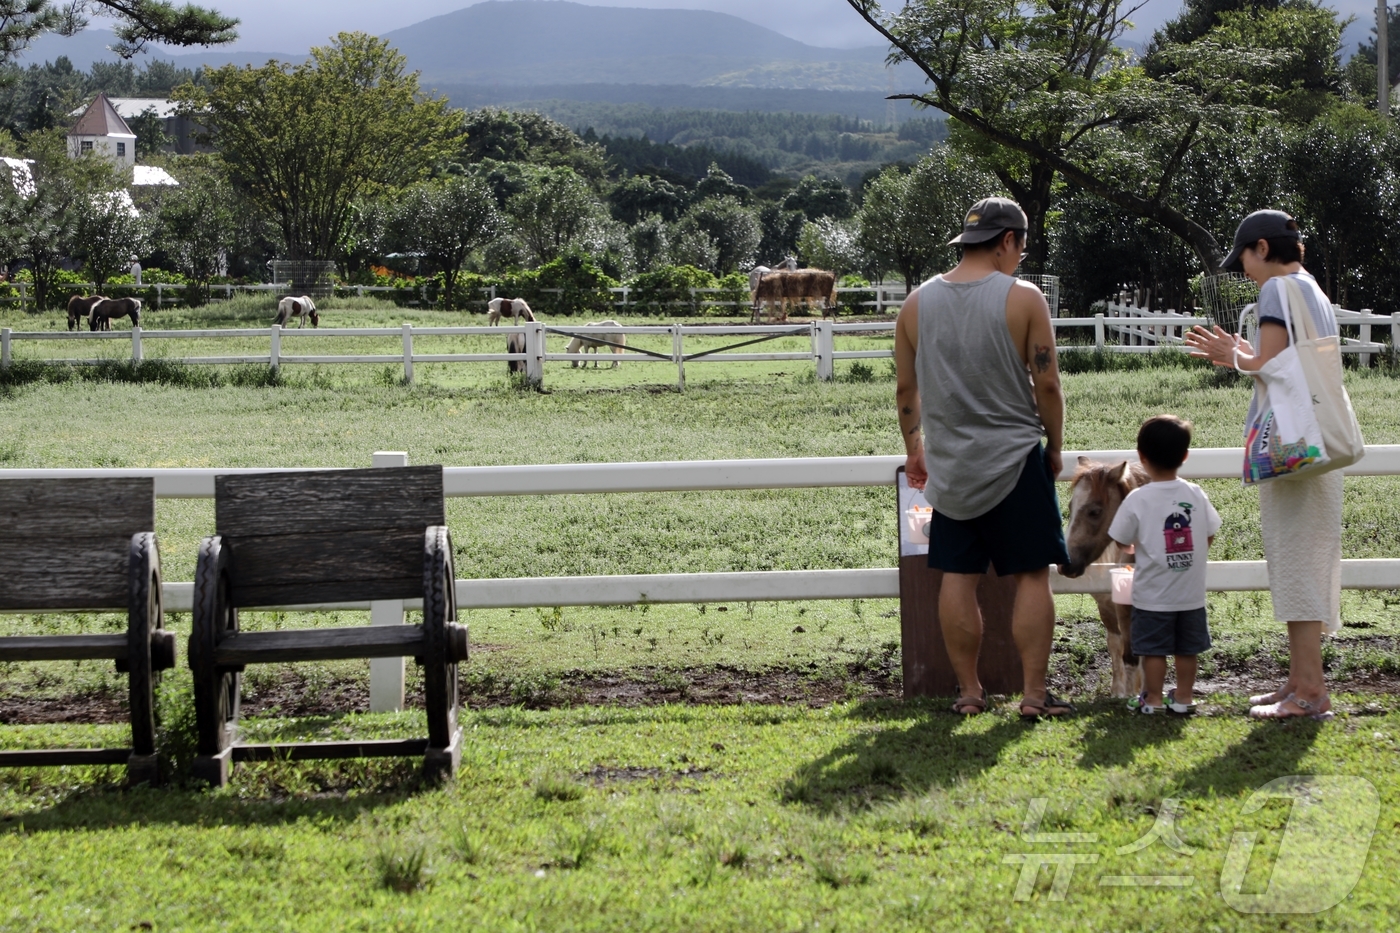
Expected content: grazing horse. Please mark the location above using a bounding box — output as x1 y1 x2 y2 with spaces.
487 297 533 326
505 303 537 374
88 297 141 331
67 294 107 331
565 320 627 368
273 295 318 328
1059 457 1149 698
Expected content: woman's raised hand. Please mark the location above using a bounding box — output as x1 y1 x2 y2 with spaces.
1185 324 1250 368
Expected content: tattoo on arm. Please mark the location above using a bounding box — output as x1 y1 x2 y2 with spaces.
901 406 912 416
1033 344 1052 373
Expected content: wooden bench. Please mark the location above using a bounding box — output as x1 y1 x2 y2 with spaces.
0 478 174 784
189 465 468 786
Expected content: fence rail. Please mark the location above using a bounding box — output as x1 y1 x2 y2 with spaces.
2 446 1399 615
15 309 1391 387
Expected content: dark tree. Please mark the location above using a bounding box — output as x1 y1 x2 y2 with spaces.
0 1 237 63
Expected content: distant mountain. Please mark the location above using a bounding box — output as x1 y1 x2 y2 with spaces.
383 1 916 90
12 28 302 72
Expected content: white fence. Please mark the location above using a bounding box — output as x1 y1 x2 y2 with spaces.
1096 299 1397 358
4 446 1400 614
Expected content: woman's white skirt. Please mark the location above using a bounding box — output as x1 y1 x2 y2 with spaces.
1258 470 1344 632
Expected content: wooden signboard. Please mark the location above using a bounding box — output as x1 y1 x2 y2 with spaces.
896 468 1023 698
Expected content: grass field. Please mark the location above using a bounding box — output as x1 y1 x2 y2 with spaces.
2 300 1399 930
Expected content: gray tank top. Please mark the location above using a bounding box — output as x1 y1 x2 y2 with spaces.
915 272 1045 520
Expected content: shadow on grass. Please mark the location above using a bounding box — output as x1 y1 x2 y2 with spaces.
0 774 409 834
779 697 1027 812
1074 701 1190 770
1172 718 1326 799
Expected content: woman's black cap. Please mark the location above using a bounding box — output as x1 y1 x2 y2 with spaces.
1222 210 1301 273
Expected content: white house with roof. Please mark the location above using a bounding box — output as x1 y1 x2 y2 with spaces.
68 97 204 156
67 94 137 165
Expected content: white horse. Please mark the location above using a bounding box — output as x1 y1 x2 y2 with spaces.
565 320 627 368
273 295 318 328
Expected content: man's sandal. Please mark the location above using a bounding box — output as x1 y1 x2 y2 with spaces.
1249 693 1334 721
949 689 987 716
1020 692 1075 721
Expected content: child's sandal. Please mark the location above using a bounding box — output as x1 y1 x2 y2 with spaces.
1165 689 1196 716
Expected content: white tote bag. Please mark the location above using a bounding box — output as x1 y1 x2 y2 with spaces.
1242 278 1364 484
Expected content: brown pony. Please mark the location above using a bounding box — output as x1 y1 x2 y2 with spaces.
89 297 141 331
1059 457 1149 698
67 294 107 331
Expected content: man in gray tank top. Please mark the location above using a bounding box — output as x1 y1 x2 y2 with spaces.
894 197 1072 719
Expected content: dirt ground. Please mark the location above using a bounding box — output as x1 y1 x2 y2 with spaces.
2 643 1397 725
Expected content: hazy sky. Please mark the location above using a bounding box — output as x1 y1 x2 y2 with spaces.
116 0 1189 52
118 0 1375 57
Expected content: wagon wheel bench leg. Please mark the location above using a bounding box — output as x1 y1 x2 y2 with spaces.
422 526 465 783
125 532 174 786
190 535 240 787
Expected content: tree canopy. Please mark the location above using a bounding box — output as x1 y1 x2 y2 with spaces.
175 32 459 260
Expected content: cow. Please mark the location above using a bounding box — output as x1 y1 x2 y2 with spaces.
273 295 318 328
751 270 837 322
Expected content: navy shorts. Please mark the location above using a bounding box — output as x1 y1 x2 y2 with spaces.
927 443 1071 577
1131 607 1212 657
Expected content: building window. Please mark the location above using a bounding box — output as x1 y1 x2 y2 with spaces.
117 142 126 157
80 141 93 153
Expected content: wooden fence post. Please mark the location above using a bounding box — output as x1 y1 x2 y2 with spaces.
402 323 414 384
1361 310 1374 368
672 324 685 391
269 324 281 373
813 321 835 381
525 321 545 387
154 284 162 309
1094 313 1105 351
369 450 409 712
131 326 142 363
1 328 9 370
1392 313 1400 367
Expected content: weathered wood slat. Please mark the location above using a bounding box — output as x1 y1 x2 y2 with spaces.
231 739 430 762
214 625 426 664
0 748 132 767
215 466 443 537
0 633 129 662
0 478 154 538
0 537 130 608
223 529 424 593
231 577 424 608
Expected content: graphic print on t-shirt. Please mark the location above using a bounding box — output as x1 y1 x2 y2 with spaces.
1164 503 1194 571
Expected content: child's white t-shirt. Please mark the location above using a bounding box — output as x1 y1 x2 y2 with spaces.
1107 478 1222 612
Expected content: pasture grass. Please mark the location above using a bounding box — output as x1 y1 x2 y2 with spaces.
3 338 1400 928
2 701 1400 930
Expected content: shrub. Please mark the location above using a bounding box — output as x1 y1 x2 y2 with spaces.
625 264 717 315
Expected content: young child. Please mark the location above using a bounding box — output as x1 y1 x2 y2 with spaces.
1108 414 1221 715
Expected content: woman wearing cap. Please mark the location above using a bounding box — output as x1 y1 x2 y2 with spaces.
1184 210 1340 721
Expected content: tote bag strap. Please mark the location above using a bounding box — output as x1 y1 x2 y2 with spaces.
1278 276 1320 343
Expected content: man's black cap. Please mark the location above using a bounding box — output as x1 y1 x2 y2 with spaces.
1222 210 1300 273
948 197 1028 246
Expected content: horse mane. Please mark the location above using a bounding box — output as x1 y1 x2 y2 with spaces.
1069 458 1148 498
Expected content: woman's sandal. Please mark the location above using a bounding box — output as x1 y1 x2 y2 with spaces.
1248 687 1293 705
1020 692 1076 721
1249 693 1334 721
949 689 987 716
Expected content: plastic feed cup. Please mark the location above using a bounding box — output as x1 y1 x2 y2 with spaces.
1110 566 1134 605
905 506 933 545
